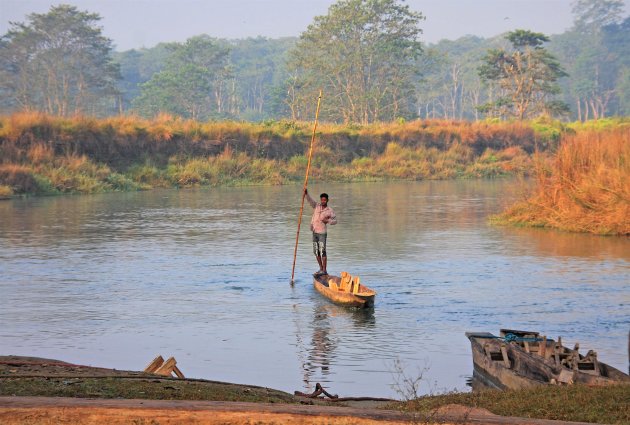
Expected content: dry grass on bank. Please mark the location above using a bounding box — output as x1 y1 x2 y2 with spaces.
0 112 547 195
495 129 630 235
0 184 13 197
0 112 547 165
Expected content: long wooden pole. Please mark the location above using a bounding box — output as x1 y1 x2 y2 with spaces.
290 90 322 285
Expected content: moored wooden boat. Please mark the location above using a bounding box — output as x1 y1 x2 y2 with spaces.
466 329 630 390
313 272 376 308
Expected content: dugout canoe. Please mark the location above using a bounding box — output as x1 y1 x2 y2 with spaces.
466 329 630 390
313 273 376 308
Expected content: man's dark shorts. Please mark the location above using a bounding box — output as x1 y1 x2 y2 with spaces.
312 232 327 257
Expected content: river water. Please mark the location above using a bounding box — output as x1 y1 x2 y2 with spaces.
0 180 628 397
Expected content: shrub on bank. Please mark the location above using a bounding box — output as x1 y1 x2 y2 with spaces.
0 153 144 194
0 184 13 197
0 164 40 193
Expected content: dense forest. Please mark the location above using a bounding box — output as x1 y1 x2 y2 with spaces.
1 0 628 123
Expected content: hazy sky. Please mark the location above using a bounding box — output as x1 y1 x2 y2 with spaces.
1 0 629 51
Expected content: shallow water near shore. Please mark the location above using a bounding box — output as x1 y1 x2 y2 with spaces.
1 180 628 398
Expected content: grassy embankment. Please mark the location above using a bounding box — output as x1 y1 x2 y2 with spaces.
493 124 630 235
0 355 297 404
1 356 629 423
0 112 548 196
0 376 297 404
395 383 630 424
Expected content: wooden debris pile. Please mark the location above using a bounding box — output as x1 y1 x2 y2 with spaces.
144 355 184 378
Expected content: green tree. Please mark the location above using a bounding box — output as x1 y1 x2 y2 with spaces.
417 35 497 120
113 43 172 113
479 30 568 120
132 35 231 120
415 47 449 119
571 0 624 32
287 0 424 123
603 17 630 115
0 4 120 116
561 0 626 119
228 37 295 120
132 65 214 119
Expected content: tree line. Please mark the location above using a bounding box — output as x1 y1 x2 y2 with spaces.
1 0 628 123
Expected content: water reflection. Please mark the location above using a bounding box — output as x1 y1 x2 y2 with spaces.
306 305 337 381
497 227 630 260
467 370 496 391
302 303 376 390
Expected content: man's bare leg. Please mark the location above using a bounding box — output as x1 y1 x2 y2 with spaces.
316 255 323 272
322 256 327 274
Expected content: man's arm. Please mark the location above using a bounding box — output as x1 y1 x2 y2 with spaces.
326 210 337 225
304 188 316 208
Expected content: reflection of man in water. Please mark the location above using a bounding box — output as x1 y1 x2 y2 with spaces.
304 188 337 276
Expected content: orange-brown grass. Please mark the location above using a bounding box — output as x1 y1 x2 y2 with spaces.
26 144 56 164
0 164 40 193
0 113 546 166
0 184 12 197
496 129 630 235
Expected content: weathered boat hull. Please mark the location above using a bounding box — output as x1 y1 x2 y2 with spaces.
313 274 375 308
466 330 630 391
467 332 551 391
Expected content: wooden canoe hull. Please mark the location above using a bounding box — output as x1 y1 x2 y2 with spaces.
466 331 630 391
313 274 375 308
467 332 549 391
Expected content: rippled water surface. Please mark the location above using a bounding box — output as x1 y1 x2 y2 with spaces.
1 180 628 397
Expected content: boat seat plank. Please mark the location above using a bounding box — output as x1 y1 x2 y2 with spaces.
328 279 338 291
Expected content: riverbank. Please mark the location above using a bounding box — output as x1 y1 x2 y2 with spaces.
0 356 296 404
1 356 628 424
0 396 603 425
0 112 567 197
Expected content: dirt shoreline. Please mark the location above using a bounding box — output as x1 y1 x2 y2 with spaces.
0 396 598 425
0 356 603 424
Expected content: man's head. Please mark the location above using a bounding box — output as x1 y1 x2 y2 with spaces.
320 193 329 207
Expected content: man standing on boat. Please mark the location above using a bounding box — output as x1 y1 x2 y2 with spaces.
304 188 337 277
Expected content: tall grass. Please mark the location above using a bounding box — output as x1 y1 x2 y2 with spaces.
2 113 625 201
0 112 549 195
0 143 142 194
0 112 551 166
495 129 630 235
